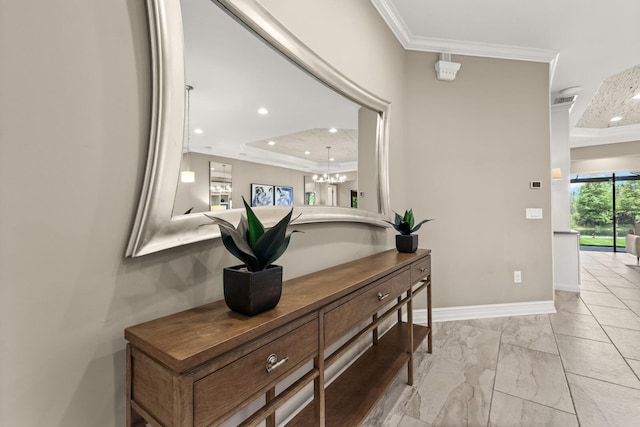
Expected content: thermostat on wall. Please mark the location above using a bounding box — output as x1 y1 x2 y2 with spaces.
530 181 542 189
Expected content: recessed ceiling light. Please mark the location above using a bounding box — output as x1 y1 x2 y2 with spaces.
559 86 582 95
304 150 310 155
268 141 276 146
328 128 337 133
194 128 203 134
633 93 640 100
329 157 335 161
258 108 269 115
610 116 623 122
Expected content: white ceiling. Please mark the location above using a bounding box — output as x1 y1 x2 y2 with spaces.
372 0 640 147
182 0 360 174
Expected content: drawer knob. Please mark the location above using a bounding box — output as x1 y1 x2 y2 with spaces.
377 292 390 301
266 353 289 373
419 267 427 273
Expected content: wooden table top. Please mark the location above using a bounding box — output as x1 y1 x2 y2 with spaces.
125 249 430 373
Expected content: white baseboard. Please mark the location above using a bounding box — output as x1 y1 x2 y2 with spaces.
554 282 581 293
411 300 556 324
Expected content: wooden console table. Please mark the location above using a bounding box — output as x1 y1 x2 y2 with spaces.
125 249 432 426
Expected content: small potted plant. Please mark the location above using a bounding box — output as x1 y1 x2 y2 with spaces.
385 209 432 253
204 198 300 316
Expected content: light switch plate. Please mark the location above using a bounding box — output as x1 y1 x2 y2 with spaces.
526 208 543 219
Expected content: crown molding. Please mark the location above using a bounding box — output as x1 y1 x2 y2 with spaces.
371 0 557 63
570 124 640 147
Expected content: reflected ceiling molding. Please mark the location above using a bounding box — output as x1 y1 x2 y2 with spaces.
570 124 640 148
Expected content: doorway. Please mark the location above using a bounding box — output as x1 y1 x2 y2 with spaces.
571 172 640 251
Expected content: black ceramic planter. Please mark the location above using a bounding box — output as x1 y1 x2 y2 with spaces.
223 265 283 316
396 234 418 253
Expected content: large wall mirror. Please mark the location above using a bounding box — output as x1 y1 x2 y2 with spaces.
126 0 390 257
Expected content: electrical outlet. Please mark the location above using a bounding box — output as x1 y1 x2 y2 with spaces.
514 271 522 283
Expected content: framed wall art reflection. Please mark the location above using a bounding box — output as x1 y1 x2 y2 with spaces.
251 184 274 207
275 186 293 206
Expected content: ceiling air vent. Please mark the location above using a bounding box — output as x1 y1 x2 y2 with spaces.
553 95 577 106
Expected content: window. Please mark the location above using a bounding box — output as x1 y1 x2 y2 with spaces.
571 172 640 251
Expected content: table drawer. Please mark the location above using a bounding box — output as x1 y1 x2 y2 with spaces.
193 319 318 426
410 256 431 284
324 269 410 346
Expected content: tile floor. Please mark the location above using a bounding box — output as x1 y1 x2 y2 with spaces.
364 251 640 426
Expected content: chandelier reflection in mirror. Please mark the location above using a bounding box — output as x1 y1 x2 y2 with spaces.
313 146 347 184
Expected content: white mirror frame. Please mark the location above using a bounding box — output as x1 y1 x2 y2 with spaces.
126 0 391 257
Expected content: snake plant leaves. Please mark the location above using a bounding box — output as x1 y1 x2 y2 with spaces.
243 197 265 247
384 209 432 235
204 197 300 272
253 207 301 268
204 214 260 271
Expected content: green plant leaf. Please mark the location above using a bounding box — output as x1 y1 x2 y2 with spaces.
394 211 403 225
205 215 259 267
204 200 300 271
253 208 295 269
398 221 412 235
203 213 236 230
405 209 415 229
218 225 260 271
262 230 303 267
410 219 433 233
383 219 402 233
238 214 249 242
386 208 432 235
243 197 265 247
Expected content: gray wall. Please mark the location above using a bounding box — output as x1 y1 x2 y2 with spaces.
404 52 553 307
571 140 640 173
174 153 309 214
0 1 552 426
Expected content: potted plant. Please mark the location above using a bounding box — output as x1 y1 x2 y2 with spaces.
204 198 300 316
385 209 432 253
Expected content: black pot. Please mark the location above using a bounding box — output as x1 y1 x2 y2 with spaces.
223 265 283 316
396 234 418 253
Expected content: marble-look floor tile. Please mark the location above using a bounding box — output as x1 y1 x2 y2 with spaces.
494 344 573 413
432 324 501 369
549 311 609 342
404 357 494 426
555 334 640 389
457 317 505 332
607 286 640 301
608 272 639 281
501 314 558 354
554 291 591 315
581 263 607 270
362 379 414 427
567 373 640 427
580 290 627 308
623 299 640 317
602 325 640 360
597 276 639 288
397 415 429 427
588 304 640 330
591 270 625 279
433 318 504 333
579 280 610 293
628 358 640 378
488 391 578 427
